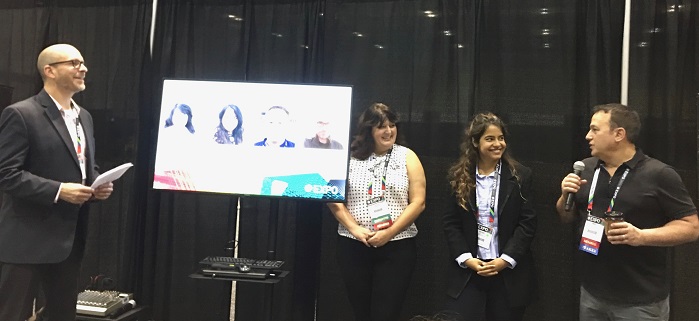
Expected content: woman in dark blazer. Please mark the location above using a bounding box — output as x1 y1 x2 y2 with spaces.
442 112 537 321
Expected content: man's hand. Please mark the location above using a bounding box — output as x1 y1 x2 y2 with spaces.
59 183 93 205
557 173 589 221
606 221 643 246
561 173 588 196
92 182 114 200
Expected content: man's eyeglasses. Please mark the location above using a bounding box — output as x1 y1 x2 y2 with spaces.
48 59 85 69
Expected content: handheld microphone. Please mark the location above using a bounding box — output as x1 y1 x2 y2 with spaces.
109 299 136 318
564 161 586 212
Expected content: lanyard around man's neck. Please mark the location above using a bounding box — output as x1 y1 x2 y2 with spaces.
586 165 630 214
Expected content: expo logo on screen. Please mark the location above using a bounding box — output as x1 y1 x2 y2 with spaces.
304 184 340 195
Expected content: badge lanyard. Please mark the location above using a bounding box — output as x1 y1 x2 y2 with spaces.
586 166 630 215
367 147 393 196
579 165 629 256
70 107 87 181
476 161 501 227
476 161 501 250
366 147 394 230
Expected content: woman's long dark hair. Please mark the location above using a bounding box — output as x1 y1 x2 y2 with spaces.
448 112 520 210
350 103 399 160
164 103 195 133
214 104 244 144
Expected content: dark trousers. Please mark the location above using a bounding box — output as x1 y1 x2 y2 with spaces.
445 271 524 321
0 240 83 321
579 286 669 321
336 236 416 321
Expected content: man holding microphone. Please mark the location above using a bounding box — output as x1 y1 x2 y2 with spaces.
556 103 698 321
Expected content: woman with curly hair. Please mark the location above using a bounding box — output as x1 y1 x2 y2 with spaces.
213 104 244 144
442 112 537 321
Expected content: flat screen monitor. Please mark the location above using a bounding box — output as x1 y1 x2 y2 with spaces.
152 79 352 202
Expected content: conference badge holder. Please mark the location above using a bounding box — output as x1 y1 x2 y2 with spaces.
579 214 604 255
368 196 392 230
477 224 494 248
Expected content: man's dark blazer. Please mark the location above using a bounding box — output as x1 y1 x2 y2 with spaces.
0 89 98 264
442 162 537 307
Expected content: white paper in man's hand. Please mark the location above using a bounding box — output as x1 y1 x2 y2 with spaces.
91 163 133 189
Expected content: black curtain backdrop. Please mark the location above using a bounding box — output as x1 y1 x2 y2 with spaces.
627 1 699 318
0 0 697 321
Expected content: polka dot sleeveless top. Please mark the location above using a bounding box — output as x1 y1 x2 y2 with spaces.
338 144 418 241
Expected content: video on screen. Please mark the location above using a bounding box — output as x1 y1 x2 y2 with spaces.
152 79 353 201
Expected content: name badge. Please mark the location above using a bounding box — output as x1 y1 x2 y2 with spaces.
579 214 604 255
367 196 392 230
477 223 493 248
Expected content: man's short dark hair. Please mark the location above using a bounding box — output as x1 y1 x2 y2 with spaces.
593 103 641 144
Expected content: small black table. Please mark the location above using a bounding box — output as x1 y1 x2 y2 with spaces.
189 270 289 283
75 305 150 321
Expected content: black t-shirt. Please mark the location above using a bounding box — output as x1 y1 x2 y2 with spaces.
573 150 697 304
303 136 343 150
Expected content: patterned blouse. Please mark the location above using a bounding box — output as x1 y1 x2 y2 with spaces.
338 144 418 241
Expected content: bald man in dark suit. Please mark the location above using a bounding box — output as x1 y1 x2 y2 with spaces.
0 44 114 321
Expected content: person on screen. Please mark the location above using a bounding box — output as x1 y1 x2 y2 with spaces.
556 103 698 320
213 104 244 144
0 43 114 321
254 105 295 147
304 117 343 149
327 103 426 321
164 103 195 134
442 112 537 321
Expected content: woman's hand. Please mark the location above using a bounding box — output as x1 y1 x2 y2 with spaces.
465 258 508 277
349 226 376 247
367 229 396 248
